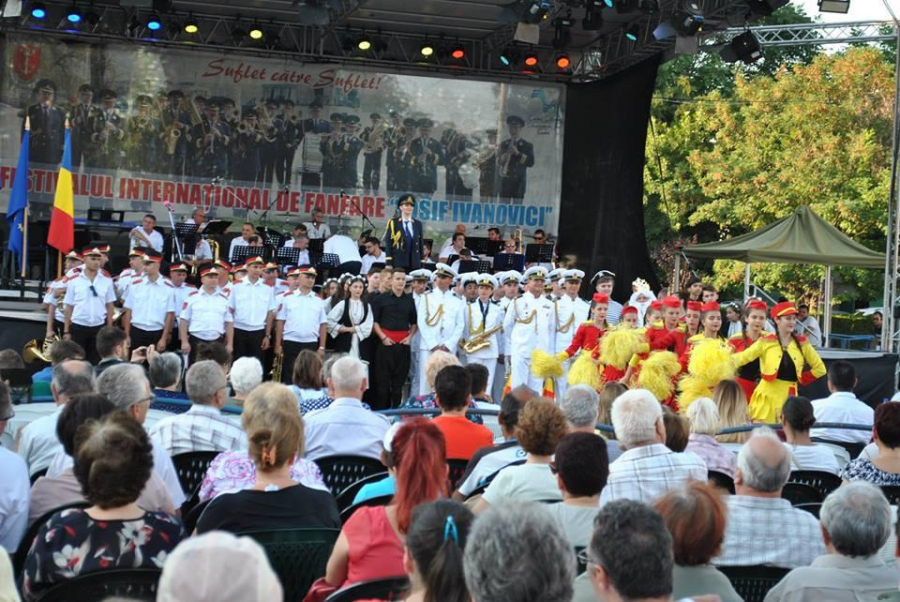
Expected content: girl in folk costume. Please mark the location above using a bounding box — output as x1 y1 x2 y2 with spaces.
644 299 663 327
680 301 725 370
683 300 702 337
623 296 689 384
619 304 640 329
462 274 505 389
728 299 768 403
599 306 647 385
733 301 826 424
552 293 610 389
326 276 374 360
678 302 737 412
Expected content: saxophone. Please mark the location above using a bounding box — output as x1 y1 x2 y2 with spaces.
270 351 283 382
462 325 503 354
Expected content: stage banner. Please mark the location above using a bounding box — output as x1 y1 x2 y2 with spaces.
0 33 564 248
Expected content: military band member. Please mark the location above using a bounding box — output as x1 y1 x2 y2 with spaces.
492 270 521 401
63 246 117 364
125 95 161 172
274 266 328 384
441 128 472 199
342 114 364 190
232 109 264 185
416 263 465 394
91 89 126 171
44 251 83 340
408 268 431 396
301 100 330 188
116 248 145 302
122 249 176 352
503 266 556 391
552 269 589 398
129 214 164 253
320 113 347 190
498 115 535 203
229 256 275 360
192 100 230 179
159 90 192 176
263 262 289 295
221 98 240 131
280 100 304 186
409 118 444 196
214 260 234 298
383 194 425 271
361 113 386 194
462 274 504 389
167 263 195 314
179 266 234 365
478 128 499 202
25 79 66 166
259 99 281 187
384 111 404 193
71 83 96 170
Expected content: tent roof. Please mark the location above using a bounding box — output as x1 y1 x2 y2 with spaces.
682 205 884 269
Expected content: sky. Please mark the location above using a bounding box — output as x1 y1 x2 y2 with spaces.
798 0 893 22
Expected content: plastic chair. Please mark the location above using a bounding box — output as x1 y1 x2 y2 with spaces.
324 576 410 602
781 482 824 506
707 470 736 494
315 455 387 496
239 528 340 601
182 498 211 534
787 470 842 498
33 567 162 602
719 565 791 602
794 502 822 518
171 451 220 497
334 471 390 512
447 458 470 491
14 501 90 576
810 438 866 461
340 494 394 524
880 485 900 505
29 467 48 486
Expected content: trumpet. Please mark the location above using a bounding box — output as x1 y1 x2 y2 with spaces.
461 325 503 354
270 351 283 382
288 114 301 124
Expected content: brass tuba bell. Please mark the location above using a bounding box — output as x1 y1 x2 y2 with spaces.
24 335 58 364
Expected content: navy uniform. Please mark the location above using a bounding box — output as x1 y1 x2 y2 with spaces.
361 113 385 194
70 83 97 170
259 100 282 187
382 194 425 271
125 95 161 172
392 118 418 193
416 263 464 394
342 114 364 190
279 100 303 186
25 79 66 166
498 115 535 203
159 90 193 176
320 113 347 190
409 118 444 196
441 128 472 199
478 128 499 202
301 100 331 188
192 101 231 179
91 89 126 171
462 274 504 388
232 110 264 185
503 266 556 392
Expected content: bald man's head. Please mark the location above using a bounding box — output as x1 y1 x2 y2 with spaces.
736 428 791 494
51 359 96 404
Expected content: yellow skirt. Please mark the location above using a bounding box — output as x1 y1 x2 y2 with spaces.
748 379 797 424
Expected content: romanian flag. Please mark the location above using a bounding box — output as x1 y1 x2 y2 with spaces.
6 121 29 264
47 126 74 254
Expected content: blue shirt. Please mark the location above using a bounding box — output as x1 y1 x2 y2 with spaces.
352 475 396 505
32 366 53 383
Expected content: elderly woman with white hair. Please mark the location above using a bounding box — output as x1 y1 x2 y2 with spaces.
765 481 899 601
684 397 737 478
228 357 263 407
149 351 188 401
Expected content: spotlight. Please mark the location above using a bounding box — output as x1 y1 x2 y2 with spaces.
30 2 47 19
183 16 199 34
602 0 614 7
582 4 603 30
65 4 82 24
517 0 552 25
556 53 571 69
720 30 763 64
419 42 434 57
625 23 639 41
357 34 372 51
450 44 465 60
249 23 264 40
673 1 704 36
552 13 574 49
146 13 163 31
499 48 518 66
523 51 539 67
818 0 849 13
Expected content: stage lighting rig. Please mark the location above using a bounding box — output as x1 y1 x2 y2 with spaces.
183 15 199 33
638 0 658 12
615 0 638 13
625 23 639 41
249 22 264 40
357 33 372 50
519 0 553 24
673 1 703 36
450 43 466 60
65 4 82 24
523 50 539 68
30 2 47 19
552 12 574 49
419 41 435 57
582 0 604 31
818 0 849 13
498 48 520 67
146 13 163 31
556 53 571 70
720 30 763 64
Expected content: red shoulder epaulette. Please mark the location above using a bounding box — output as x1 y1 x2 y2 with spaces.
795 335 808 344
761 333 778 341
164 281 174 288
101 269 112 278
131 278 143 286
188 290 200 297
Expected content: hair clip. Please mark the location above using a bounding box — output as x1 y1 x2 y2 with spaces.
443 515 459 544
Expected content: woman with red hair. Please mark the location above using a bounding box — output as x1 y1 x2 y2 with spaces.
305 418 448 601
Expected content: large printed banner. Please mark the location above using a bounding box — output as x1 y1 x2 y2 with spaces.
0 34 564 244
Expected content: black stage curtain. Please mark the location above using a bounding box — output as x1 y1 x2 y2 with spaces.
799 352 899 408
559 55 662 302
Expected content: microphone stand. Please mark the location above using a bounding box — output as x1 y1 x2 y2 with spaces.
341 189 380 235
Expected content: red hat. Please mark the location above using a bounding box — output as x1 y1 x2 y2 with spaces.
129 247 146 258
295 265 317 277
747 300 767 312
700 301 720 313
141 249 163 263
200 266 220 278
264 262 280 271
686 301 702 312
621 305 638 316
215 259 232 271
650 300 663 311
593 293 610 304
244 256 265 266
661 296 681 309
81 245 104 257
231 264 248 274
65 250 83 261
771 301 798 321
169 263 189 273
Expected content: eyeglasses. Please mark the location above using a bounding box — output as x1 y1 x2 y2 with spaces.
134 394 156 407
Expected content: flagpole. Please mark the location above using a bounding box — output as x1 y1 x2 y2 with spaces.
21 206 28 279
57 250 62 278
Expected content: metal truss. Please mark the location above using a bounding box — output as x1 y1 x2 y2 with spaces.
707 19 897 48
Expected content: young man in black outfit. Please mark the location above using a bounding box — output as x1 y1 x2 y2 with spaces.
371 269 418 410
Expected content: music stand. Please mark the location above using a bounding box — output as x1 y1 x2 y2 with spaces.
202 219 232 239
230 245 259 267
308 239 325 255
458 260 493 274
317 253 341 269
466 237 488 256
525 244 555 264
257 227 286 249
276 247 301 268
175 224 200 258
447 254 460 266
493 253 525 273
485 239 503 256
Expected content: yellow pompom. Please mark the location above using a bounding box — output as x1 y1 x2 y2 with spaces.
531 348 564 379
637 351 681 403
678 375 713 412
600 327 646 370
567 350 601 388
555 351 569 363
687 339 736 387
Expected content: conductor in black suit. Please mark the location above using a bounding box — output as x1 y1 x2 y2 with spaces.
383 193 424 270
25 79 66 166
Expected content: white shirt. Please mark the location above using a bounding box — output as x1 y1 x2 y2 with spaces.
554 295 590 354
795 316 822 347
304 222 331 240
229 277 275 331
417 288 465 351
462 300 504 359
811 392 874 445
228 236 250 262
17 405 63 475
130 227 164 252
171 282 196 312
64 270 116 327
0 447 29 553
326 299 374 358
180 288 233 340
43 276 71 322
124 275 176 331
323 234 361 264
149 404 247 457
303 397 391 461
784 443 841 475
456 443 526 497
503 291 557 356
360 250 387 275
277 290 328 343
599 443 708 506
194 239 213 261
482 463 562 506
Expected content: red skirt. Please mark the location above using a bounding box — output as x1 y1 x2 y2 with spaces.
735 376 757 405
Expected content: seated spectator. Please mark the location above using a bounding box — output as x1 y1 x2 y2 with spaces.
351 422 402 505
289 350 331 414
0 349 26 372
561 385 600 434
400 350 483 424
452 387 532 500
765 481 898 601
714 379 750 445
17 360 95 476
685 397 737 478
303 356 390 460
811 360 873 446
662 407 689 452
229 357 263 406
157 531 282 602
94 326 128 376
475 398 569 512
197 383 339 534
716 428 825 568
22 411 184 600
312 418 447 599
0 549 17 601
432 365 493 460
402 500 474 602
464 502 574 602
30 394 174 525
149 351 188 401
781 395 841 475
600 389 707 506
654 483 742 602
574 500 676 602
545 432 608 547
0 381 28 553
598 381 627 462
149 360 247 456
31 339 85 383
841 402 900 486
195 341 232 375
467 363 501 438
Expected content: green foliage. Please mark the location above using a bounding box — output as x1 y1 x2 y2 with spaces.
832 314 877 336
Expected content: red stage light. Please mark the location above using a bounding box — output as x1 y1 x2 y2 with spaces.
556 54 571 69
524 54 539 67
451 48 465 60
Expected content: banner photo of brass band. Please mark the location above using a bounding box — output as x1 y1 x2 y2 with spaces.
0 34 564 243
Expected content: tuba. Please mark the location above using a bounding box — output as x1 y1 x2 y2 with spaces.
24 335 58 364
